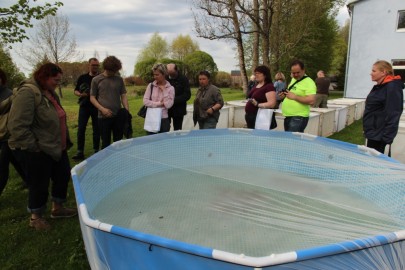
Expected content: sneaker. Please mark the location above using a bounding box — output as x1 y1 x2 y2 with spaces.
51 207 78 219
29 217 51 231
72 152 85 161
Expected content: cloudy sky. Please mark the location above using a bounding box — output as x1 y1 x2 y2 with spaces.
8 0 350 76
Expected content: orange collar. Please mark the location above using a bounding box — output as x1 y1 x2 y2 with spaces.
380 75 401 84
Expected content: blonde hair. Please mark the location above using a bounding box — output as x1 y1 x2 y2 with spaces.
275 72 285 81
373 60 394 75
152 63 168 77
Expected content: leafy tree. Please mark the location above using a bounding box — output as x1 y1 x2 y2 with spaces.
183 51 217 86
291 12 339 78
137 32 169 62
134 58 158 83
170 34 199 61
134 58 189 84
193 0 345 87
330 20 350 89
0 0 63 45
214 71 232 87
0 43 25 88
269 0 344 77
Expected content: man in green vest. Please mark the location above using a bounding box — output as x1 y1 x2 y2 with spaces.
279 60 316 132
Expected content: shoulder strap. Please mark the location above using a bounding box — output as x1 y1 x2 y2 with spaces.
288 75 308 91
0 95 13 115
22 83 42 107
149 83 153 100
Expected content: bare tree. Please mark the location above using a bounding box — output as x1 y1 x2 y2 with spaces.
192 0 251 93
251 0 260 71
19 13 79 97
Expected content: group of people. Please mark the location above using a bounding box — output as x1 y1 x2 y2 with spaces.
246 59 403 155
72 59 224 154
246 60 317 132
0 56 403 231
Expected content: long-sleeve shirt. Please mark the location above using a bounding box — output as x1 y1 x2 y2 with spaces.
143 81 175 119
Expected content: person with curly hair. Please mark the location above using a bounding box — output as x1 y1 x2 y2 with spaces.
90 56 129 149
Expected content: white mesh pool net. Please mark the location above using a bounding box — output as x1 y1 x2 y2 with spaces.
75 129 405 257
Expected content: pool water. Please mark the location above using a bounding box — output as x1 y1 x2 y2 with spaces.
91 165 401 257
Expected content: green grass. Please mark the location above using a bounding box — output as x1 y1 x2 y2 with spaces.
0 86 361 269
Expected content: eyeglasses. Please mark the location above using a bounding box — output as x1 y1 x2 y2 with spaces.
91 64 100 67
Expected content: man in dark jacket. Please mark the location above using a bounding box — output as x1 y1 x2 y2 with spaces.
72 58 100 160
167 63 191 130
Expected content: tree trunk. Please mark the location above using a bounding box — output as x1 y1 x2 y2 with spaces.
230 1 248 93
252 0 260 71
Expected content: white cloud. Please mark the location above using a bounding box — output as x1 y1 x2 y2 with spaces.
8 0 349 76
9 0 237 76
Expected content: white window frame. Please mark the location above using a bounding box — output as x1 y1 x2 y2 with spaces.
392 60 405 69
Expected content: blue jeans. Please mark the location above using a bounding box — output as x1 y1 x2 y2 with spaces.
284 116 309 132
77 105 100 153
198 117 217 129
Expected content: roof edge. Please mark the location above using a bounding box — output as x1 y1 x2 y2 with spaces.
347 0 363 7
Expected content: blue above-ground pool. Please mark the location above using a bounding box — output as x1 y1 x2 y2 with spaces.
71 129 405 269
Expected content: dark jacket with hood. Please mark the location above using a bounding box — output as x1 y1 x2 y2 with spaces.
363 75 404 144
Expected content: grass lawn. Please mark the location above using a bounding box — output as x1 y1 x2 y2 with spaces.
0 86 363 269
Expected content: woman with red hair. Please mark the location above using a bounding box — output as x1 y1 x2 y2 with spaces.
8 63 77 231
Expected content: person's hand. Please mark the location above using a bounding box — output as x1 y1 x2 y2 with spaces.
278 91 287 100
285 91 297 100
100 107 113 118
249 98 259 107
206 107 214 115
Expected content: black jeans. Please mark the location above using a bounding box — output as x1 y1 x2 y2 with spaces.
170 116 184 131
367 139 388 155
0 141 26 195
245 113 257 129
284 116 309 132
147 118 171 135
12 149 71 214
98 115 125 149
77 105 100 153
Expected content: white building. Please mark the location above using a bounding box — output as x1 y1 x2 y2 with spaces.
345 0 405 99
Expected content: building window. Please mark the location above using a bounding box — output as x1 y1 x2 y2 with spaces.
392 59 405 84
398 11 405 31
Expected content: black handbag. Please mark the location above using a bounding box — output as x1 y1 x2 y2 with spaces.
137 84 153 118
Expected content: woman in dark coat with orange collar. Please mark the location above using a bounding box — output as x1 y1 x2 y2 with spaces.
363 60 404 155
